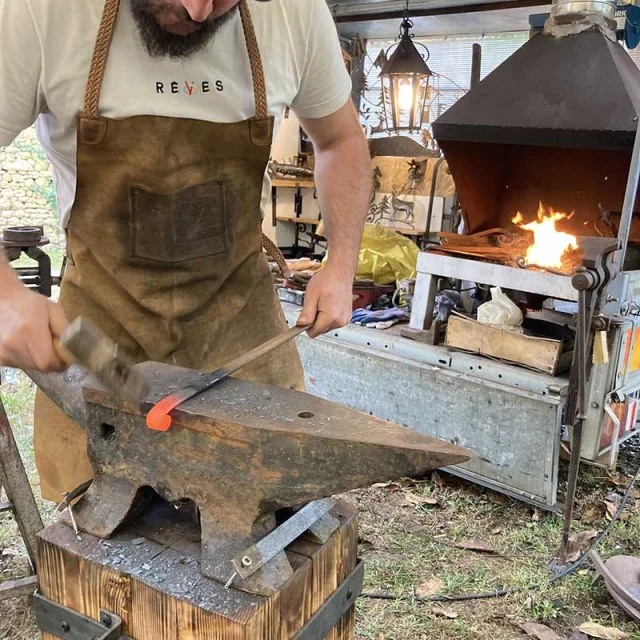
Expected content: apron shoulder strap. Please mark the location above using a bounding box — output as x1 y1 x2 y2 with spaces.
239 1 268 120
82 0 269 120
84 0 120 118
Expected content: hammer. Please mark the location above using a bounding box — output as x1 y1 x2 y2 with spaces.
54 318 148 406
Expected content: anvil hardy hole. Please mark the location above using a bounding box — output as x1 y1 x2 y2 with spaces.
100 423 116 442
297 411 315 419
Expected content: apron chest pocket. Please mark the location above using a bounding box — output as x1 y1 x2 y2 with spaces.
130 181 229 263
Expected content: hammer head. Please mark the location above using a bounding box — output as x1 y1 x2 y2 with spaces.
60 318 148 406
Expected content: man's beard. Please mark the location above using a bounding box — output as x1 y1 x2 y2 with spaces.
129 1 238 59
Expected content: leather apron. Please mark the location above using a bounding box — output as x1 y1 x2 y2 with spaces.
34 0 304 502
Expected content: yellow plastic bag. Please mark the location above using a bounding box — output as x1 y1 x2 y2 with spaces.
355 224 419 285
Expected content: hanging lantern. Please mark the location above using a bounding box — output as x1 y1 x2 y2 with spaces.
379 12 433 132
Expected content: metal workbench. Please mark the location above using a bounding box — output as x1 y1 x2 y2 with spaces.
283 302 568 510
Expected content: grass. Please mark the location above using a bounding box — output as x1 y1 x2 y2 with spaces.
1 373 640 639
348 475 640 640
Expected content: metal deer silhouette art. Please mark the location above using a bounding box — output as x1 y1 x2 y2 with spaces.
391 191 416 225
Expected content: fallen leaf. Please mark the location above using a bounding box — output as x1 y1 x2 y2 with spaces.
492 527 502 535
434 607 458 619
605 473 628 488
415 578 445 598
523 596 533 609
454 539 496 554
582 501 607 524
564 531 598 563
518 621 562 640
403 493 439 507
489 492 508 505
532 509 541 522
578 622 627 639
604 500 618 520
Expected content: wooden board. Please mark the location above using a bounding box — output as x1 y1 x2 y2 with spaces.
276 216 321 226
272 178 316 189
445 314 567 375
37 500 358 640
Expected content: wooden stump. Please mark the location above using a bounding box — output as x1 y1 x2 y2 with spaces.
37 500 358 640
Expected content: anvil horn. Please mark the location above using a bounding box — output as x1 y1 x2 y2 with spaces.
26 366 91 428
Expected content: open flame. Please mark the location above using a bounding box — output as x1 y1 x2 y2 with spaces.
512 204 578 269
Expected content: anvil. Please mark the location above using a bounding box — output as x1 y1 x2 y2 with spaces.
29 362 470 595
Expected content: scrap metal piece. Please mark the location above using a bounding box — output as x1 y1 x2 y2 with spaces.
231 498 335 580
34 592 124 640
590 550 640 622
57 479 93 513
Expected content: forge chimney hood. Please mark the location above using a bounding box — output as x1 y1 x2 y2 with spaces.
432 1 640 150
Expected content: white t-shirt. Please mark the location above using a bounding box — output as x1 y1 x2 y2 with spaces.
0 0 352 227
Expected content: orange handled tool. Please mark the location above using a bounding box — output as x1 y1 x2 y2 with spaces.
146 324 310 432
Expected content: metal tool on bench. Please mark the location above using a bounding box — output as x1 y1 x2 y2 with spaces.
146 324 309 431
27 359 470 597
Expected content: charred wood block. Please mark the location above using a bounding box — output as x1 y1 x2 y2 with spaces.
37 500 359 640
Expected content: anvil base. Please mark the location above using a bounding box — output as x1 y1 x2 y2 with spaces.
37 498 358 640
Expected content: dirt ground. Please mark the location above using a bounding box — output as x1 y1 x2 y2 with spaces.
1 372 640 640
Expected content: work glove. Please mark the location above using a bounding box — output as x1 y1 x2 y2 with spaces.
351 306 408 329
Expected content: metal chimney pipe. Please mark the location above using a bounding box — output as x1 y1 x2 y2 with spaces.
550 0 616 20
545 0 617 39
470 44 482 88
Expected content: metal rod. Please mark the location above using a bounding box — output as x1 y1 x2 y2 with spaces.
422 157 446 249
560 287 587 560
471 44 482 88
615 123 640 274
335 0 549 23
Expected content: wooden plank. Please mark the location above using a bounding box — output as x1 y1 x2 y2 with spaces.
278 552 312 638
288 504 358 640
276 216 321 226
334 504 358 640
445 314 564 375
272 178 316 189
0 575 38 602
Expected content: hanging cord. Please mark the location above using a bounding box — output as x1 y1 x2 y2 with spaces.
360 461 640 604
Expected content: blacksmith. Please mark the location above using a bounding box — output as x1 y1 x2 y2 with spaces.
0 0 370 500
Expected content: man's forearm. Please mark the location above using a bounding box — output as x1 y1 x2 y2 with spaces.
0 255 20 287
314 133 371 276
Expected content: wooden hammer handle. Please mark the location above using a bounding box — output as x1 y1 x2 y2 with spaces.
53 338 74 368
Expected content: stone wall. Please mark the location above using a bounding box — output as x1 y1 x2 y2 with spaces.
0 127 64 247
